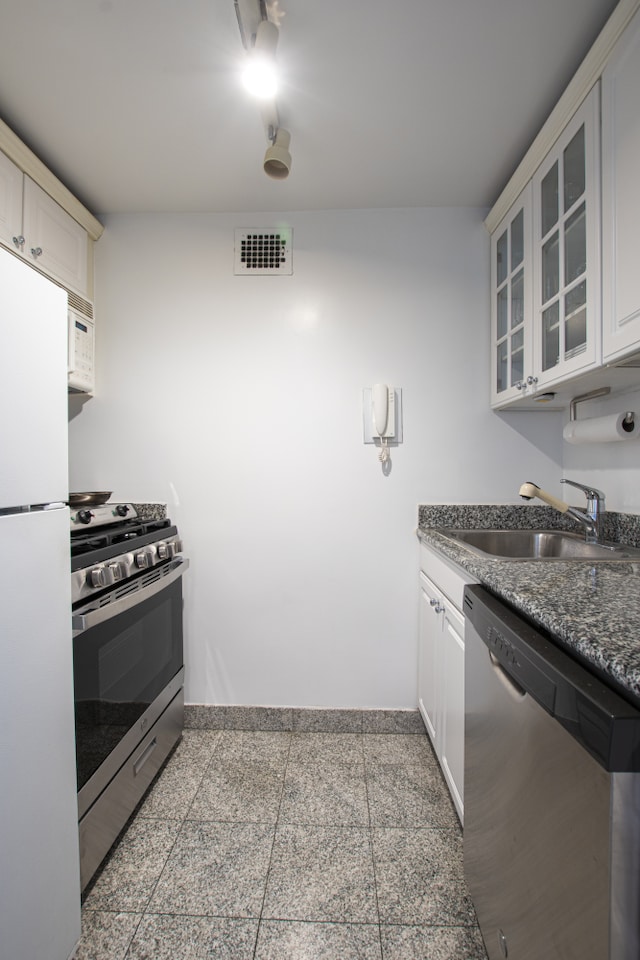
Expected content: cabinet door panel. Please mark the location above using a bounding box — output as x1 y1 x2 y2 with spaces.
0 151 23 250
602 8 640 362
532 86 600 386
23 177 88 296
441 604 465 823
418 573 441 747
490 184 533 407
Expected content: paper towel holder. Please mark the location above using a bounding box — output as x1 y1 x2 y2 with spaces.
569 386 634 432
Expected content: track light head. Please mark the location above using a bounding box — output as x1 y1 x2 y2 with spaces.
263 128 291 179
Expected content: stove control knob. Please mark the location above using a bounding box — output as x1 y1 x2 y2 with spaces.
77 509 94 525
167 539 182 558
115 504 130 517
108 561 125 582
135 548 153 569
156 541 169 560
89 564 115 589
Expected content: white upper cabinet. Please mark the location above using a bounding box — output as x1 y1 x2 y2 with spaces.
0 149 23 247
491 87 601 409
23 177 88 298
532 86 601 390
602 8 640 363
491 185 533 406
0 150 89 298
487 1 640 408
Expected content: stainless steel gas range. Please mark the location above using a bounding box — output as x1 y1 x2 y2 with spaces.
70 503 189 890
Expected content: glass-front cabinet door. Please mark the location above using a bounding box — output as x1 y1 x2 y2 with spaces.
532 85 600 387
490 184 532 407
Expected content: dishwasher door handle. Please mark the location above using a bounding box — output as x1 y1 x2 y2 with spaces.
489 651 527 700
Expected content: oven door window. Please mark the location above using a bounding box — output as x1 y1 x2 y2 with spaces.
73 577 183 791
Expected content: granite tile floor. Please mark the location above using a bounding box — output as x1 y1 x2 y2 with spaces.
74 729 489 960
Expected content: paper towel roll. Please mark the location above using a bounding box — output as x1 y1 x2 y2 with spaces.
563 412 637 444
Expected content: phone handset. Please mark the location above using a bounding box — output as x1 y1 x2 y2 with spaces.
373 383 389 436
372 383 394 462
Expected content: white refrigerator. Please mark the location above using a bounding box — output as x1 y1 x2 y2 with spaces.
0 248 81 959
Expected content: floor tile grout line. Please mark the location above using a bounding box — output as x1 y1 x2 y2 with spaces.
121 912 145 960
363 747 386 958
252 729 293 959
125 728 225 947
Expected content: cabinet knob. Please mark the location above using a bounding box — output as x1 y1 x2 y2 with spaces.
429 598 439 607
515 381 524 390
527 376 539 386
12 235 25 248
30 246 43 258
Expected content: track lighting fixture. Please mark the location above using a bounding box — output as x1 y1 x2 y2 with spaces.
263 127 291 179
235 0 292 180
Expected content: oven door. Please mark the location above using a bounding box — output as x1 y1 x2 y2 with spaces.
73 558 188 816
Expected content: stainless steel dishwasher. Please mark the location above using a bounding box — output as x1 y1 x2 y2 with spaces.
463 585 640 960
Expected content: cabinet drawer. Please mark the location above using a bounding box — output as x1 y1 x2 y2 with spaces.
419 540 476 610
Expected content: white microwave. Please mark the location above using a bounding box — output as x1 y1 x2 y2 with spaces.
68 306 95 395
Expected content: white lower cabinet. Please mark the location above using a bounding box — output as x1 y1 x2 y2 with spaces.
418 542 476 823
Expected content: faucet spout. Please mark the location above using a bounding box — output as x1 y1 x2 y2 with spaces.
517 482 570 515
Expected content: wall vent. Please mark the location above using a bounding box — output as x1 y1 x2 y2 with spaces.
234 228 293 275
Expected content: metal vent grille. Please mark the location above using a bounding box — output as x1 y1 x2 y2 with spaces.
234 228 293 275
67 289 94 320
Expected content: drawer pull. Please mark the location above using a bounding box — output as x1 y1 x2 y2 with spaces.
133 738 158 776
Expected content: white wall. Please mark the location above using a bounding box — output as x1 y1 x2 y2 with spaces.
68 207 564 708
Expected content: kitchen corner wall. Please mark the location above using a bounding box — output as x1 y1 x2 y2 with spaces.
68 207 563 709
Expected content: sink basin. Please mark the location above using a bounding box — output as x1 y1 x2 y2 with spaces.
435 528 640 561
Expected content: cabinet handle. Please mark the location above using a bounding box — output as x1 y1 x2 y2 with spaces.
30 246 43 258
12 235 25 248
133 737 158 776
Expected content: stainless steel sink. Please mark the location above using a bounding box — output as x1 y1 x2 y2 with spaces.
434 528 640 561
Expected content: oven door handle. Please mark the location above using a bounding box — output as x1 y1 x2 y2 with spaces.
72 557 189 636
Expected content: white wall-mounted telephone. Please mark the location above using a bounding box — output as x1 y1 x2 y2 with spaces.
363 384 402 466
372 383 395 439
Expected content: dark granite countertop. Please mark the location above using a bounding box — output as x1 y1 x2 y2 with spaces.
131 502 167 521
418 504 640 707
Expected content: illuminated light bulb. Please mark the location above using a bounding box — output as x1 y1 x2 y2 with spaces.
242 20 279 100
242 57 278 98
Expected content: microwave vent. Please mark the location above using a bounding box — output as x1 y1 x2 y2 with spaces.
67 289 94 320
234 228 293 275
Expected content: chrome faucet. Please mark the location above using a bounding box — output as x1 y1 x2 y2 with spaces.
518 479 606 544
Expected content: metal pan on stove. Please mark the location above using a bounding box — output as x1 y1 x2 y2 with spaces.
68 491 113 507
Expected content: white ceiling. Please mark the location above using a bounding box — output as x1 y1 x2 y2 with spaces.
0 0 619 217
